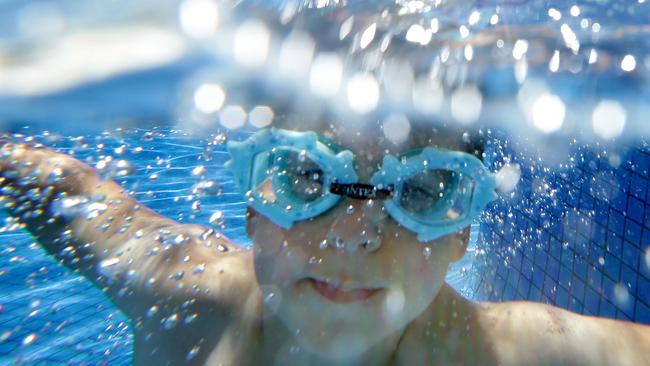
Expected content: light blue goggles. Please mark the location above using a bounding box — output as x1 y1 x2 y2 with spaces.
226 128 497 242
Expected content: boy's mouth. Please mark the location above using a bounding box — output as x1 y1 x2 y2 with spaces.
307 278 382 303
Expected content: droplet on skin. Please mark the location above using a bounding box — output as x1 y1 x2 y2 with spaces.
85 202 108 220
335 238 344 249
423 247 432 258
384 289 405 317
98 258 120 278
193 264 206 275
170 271 185 281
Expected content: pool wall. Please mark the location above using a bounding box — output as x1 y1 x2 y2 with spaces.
470 136 650 323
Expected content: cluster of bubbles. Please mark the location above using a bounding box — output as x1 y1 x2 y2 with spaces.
466 132 650 313
165 0 650 151
0 128 247 363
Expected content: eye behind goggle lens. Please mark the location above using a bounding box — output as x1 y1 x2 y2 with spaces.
251 148 327 205
398 169 475 222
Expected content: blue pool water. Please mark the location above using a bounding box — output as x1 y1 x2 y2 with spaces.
3 0 650 364
0 127 482 364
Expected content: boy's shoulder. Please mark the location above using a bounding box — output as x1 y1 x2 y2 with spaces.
474 301 588 364
396 294 641 366
472 300 650 366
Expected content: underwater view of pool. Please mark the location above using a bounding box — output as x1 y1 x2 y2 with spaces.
2 0 650 364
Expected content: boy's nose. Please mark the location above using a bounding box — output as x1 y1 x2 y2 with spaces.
325 199 386 253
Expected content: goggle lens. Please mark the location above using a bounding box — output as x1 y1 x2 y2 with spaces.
397 169 475 223
251 148 328 207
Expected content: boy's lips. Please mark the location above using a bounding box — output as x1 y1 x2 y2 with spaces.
307 278 382 303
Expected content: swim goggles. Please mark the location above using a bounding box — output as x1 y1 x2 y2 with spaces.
226 128 497 242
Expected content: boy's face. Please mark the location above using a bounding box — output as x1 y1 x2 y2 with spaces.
247 123 470 359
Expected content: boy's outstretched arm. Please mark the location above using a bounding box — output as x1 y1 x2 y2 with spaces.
0 142 259 323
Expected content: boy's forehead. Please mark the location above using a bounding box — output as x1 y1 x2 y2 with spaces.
316 121 466 155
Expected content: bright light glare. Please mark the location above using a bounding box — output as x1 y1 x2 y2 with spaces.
588 49 598 64
459 25 470 38
532 94 565 133
560 24 579 52
405 24 432 45
464 45 474 61
233 20 270 68
193 83 225 113
220 105 247 130
592 100 626 139
621 55 636 72
249 105 274 128
382 114 411 145
450 85 482 124
468 11 481 25
430 18 440 33
549 50 560 72
548 8 562 20
279 32 315 78
339 16 354 39
570 5 580 16
412 77 443 114
360 23 376 49
347 74 380 114
178 0 219 39
512 39 528 60
496 163 521 194
309 53 343 97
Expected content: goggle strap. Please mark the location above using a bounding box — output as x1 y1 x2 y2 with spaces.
329 182 393 200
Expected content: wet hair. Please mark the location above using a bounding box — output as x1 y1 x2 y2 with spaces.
401 122 487 161
271 115 487 161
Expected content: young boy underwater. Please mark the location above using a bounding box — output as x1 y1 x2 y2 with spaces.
1 120 650 366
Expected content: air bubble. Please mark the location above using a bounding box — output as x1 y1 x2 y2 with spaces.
209 211 224 225
163 314 179 329
147 305 159 318
186 345 200 360
184 313 198 324
191 166 206 176
423 247 432 258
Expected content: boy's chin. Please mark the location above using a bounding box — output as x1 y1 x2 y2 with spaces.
295 332 376 360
